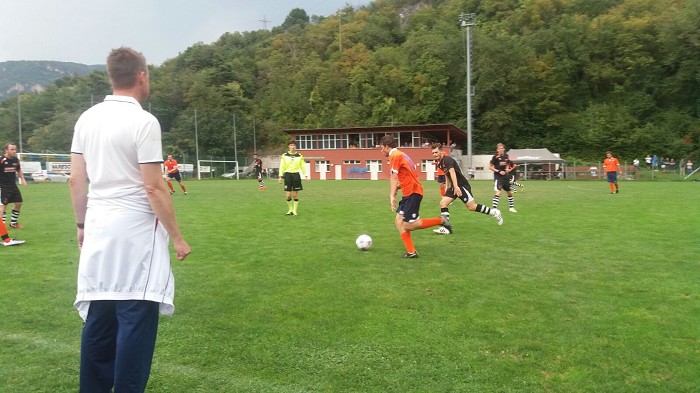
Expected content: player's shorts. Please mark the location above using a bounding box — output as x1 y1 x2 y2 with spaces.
167 172 183 182
606 172 618 183
255 168 263 180
283 172 303 192
494 177 512 192
0 184 23 205
397 193 423 223
445 184 475 204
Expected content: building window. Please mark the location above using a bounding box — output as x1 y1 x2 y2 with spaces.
343 160 361 165
320 134 341 149
366 160 383 172
315 160 330 172
360 133 377 148
296 135 316 150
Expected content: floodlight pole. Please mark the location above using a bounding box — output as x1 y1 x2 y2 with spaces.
195 109 200 180
459 12 476 171
17 94 23 153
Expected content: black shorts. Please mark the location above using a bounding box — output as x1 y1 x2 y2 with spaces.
283 173 303 192
0 184 23 205
445 184 474 204
167 172 183 182
255 168 263 180
397 193 423 223
495 177 512 192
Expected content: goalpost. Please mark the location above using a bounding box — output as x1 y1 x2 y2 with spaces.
197 160 239 180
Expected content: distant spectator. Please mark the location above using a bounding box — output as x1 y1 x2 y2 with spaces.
680 158 686 176
645 154 652 169
590 166 598 177
687 160 694 174
652 155 659 171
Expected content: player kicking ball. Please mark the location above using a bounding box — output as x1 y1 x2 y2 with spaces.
431 143 502 233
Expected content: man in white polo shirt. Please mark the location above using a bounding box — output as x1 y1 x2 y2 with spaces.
70 47 191 393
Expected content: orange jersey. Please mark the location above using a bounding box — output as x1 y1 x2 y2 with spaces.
164 159 179 174
389 148 423 197
603 157 619 173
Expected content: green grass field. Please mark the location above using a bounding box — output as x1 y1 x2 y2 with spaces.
1 178 698 392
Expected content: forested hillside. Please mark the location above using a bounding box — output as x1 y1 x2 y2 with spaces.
0 61 104 99
0 0 697 162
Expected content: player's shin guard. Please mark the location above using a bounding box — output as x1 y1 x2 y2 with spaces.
476 204 491 215
293 200 299 214
10 210 20 226
420 217 442 229
492 195 500 208
400 231 415 253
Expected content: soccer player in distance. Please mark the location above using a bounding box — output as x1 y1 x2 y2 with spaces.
253 153 266 190
432 143 503 230
163 154 188 195
380 135 450 258
278 141 307 215
603 151 620 194
0 143 25 245
70 47 191 392
489 143 517 213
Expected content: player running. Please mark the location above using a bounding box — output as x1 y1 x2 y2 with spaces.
380 135 449 258
489 143 517 213
163 155 188 195
432 143 503 233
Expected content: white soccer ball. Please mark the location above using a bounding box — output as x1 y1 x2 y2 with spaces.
356 234 372 251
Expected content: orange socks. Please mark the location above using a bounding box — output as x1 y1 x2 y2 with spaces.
400 232 415 253
167 182 175 192
420 217 442 228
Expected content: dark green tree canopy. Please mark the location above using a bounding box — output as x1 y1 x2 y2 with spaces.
1 0 697 163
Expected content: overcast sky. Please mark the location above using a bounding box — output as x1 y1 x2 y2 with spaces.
0 0 367 65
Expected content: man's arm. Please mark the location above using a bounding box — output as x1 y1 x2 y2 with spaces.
389 172 399 211
69 153 88 249
141 163 191 261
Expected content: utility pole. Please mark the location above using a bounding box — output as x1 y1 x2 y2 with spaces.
259 15 270 30
17 94 23 153
459 12 476 172
194 109 200 180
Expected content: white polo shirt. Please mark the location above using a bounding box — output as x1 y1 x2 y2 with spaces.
72 95 175 320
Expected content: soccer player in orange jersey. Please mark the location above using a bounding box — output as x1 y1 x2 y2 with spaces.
379 135 449 258
603 151 620 194
164 155 188 195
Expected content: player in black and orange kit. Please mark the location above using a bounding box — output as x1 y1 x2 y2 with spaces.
253 153 266 190
164 155 188 195
432 143 503 230
432 146 451 235
0 143 26 245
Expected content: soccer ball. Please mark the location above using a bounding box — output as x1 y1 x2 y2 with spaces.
355 234 372 251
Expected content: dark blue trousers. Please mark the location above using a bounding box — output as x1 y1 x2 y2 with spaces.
80 300 160 393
